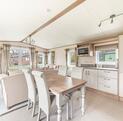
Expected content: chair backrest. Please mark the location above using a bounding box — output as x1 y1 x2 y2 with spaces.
71 67 84 79
67 67 73 77
8 70 23 76
1 73 28 109
32 71 50 115
22 69 36 103
58 65 67 76
0 74 8 99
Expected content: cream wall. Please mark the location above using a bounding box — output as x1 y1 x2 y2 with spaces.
50 45 77 66
119 35 123 98
50 44 96 66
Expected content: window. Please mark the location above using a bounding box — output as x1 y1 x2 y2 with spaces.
9 47 31 70
48 51 55 65
67 49 76 67
96 49 118 65
37 52 45 68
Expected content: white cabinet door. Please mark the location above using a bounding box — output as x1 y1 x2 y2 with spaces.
83 69 89 85
83 69 97 89
98 70 118 95
98 70 117 79
88 69 98 89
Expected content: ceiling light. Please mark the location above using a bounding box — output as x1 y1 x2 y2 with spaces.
111 18 113 24
98 12 123 27
98 22 102 27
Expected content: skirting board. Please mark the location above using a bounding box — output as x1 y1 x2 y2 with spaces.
86 87 119 101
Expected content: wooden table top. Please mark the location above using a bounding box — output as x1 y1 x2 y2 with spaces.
44 70 86 95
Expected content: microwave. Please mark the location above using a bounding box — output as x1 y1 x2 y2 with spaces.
77 47 89 56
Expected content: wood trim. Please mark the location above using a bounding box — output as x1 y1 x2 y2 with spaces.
21 0 86 41
86 87 119 100
49 36 119 50
77 37 118 46
0 41 47 51
94 41 118 47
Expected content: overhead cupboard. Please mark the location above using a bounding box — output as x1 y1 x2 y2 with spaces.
77 44 94 56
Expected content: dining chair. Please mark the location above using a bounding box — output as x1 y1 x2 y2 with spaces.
71 67 84 79
22 69 37 117
32 71 52 121
1 73 28 109
69 67 84 119
67 67 73 77
0 74 8 100
32 71 70 121
58 65 67 76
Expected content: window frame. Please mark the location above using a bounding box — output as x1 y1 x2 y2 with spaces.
67 49 76 67
8 47 31 70
96 49 118 65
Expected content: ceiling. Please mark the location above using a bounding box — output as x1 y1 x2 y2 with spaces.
0 0 123 49
0 0 75 41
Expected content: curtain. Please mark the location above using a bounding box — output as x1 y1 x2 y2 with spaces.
30 47 36 69
65 48 77 67
48 51 55 65
44 52 48 65
51 51 55 65
0 47 2 73
65 49 69 67
1 44 10 74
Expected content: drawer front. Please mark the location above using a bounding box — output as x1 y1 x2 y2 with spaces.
98 70 118 79
98 78 118 95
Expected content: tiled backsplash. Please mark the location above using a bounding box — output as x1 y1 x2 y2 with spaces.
78 56 96 66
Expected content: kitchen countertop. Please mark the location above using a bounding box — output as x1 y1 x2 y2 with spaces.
82 67 118 71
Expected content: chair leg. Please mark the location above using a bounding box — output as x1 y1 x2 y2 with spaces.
66 102 69 120
27 99 31 110
47 114 50 121
70 100 73 119
66 98 73 120
32 102 36 117
37 108 41 121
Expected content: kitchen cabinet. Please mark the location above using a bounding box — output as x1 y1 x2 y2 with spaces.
98 70 118 95
83 68 118 95
83 69 97 89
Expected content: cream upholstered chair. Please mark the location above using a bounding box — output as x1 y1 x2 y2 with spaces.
1 74 28 109
58 65 67 76
69 67 84 119
22 69 37 117
32 71 51 121
67 67 73 77
32 71 69 121
8 70 23 76
0 74 8 100
71 67 84 79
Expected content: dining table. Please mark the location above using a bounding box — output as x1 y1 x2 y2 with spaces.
43 70 87 121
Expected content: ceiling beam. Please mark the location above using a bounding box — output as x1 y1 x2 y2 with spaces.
21 0 86 42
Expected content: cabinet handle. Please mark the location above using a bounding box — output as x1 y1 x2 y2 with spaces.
104 71 110 73
104 85 110 88
85 71 87 75
104 78 110 80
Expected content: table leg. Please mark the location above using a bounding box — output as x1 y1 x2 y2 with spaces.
56 94 62 121
81 85 86 116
